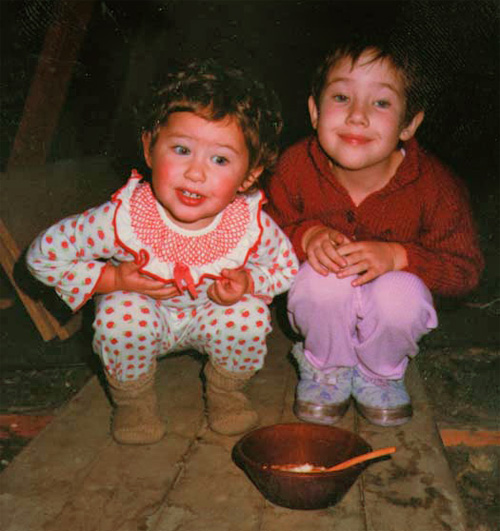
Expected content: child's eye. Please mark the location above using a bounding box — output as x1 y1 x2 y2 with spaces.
212 155 229 166
374 100 391 109
333 94 349 103
173 145 190 155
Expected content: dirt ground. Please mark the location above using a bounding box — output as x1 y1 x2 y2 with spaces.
417 343 500 531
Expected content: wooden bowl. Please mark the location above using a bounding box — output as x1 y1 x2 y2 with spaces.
232 423 372 510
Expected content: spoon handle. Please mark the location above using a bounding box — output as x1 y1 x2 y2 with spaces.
325 446 396 472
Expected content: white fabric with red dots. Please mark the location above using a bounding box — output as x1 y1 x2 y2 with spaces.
92 291 272 380
26 171 298 381
26 172 298 311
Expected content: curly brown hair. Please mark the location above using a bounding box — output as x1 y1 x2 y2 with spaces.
141 59 283 189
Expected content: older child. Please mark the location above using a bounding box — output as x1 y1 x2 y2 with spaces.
265 38 483 427
27 59 298 444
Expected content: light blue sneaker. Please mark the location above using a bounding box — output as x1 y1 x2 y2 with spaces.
352 367 412 427
291 343 352 425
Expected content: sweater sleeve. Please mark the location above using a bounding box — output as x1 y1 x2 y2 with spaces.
244 211 299 303
264 143 323 262
402 172 484 297
25 201 125 311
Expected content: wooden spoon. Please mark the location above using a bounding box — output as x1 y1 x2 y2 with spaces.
269 446 396 473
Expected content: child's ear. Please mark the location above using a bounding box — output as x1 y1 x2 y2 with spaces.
142 132 153 168
308 95 319 130
400 111 425 142
238 166 264 193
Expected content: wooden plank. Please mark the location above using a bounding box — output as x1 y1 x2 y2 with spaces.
0 316 468 530
0 156 121 342
1 0 96 341
440 428 500 447
0 356 204 531
0 375 112 531
0 218 57 341
0 218 81 341
0 415 54 440
7 0 96 169
359 362 468 531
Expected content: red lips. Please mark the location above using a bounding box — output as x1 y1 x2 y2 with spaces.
339 134 371 145
176 189 205 206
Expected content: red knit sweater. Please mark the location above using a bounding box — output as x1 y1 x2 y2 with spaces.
265 136 484 297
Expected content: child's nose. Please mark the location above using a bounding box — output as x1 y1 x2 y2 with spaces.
184 159 206 182
346 102 369 126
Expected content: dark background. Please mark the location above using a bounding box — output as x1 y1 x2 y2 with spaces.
1 0 499 297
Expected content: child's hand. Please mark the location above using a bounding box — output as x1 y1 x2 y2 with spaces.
303 226 350 276
97 252 181 299
336 241 408 286
207 268 252 306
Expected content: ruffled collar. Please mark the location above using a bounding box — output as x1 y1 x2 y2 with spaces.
112 172 265 298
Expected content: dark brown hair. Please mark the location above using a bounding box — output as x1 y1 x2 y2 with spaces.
141 59 283 185
311 37 429 125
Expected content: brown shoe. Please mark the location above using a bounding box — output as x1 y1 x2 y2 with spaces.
204 363 259 436
106 367 166 444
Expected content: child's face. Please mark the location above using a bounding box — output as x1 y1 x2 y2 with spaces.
309 51 423 174
142 112 262 230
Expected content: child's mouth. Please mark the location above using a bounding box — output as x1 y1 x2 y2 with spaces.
181 189 202 199
177 189 204 205
339 134 371 146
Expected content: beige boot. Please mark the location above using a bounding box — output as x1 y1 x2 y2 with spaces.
204 363 259 436
105 367 166 445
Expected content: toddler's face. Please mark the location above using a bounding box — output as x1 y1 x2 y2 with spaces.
142 112 262 230
309 51 423 174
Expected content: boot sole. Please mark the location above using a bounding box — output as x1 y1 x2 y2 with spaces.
355 401 413 427
294 399 350 425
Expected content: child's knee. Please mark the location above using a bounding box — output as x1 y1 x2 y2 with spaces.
208 297 271 372
289 263 352 308
218 296 271 336
92 292 164 370
94 292 160 336
371 272 436 328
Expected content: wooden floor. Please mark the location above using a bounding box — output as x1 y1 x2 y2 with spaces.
0 312 467 531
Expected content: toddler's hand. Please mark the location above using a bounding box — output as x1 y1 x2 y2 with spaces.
207 268 252 306
98 251 181 299
304 226 350 276
336 241 408 286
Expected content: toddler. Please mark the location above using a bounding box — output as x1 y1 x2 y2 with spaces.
265 37 483 427
27 59 298 444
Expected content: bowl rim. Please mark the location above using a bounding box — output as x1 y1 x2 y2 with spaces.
233 422 372 477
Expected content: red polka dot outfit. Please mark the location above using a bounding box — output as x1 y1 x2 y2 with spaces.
27 172 298 381
92 292 271 380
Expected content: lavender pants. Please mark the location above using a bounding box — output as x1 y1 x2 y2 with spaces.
287 263 438 380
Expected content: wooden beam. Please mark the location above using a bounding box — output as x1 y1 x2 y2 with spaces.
7 0 96 169
0 218 81 342
440 428 500 447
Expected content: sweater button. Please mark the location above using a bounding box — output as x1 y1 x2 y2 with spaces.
346 210 355 223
